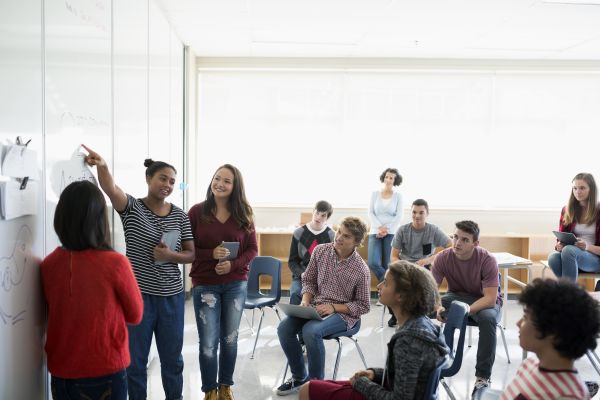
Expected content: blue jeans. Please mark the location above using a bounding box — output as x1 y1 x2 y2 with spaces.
51 369 127 400
289 278 302 305
277 313 347 380
441 293 501 380
367 234 394 282
192 280 248 393
548 245 600 281
127 292 184 400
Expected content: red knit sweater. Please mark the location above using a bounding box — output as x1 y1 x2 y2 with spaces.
41 247 143 378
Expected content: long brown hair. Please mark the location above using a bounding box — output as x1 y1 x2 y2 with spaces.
564 173 598 225
201 164 254 232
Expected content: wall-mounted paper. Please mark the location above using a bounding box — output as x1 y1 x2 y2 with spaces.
49 148 98 198
0 180 38 220
1 145 39 180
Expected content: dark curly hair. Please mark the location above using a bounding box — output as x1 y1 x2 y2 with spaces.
379 168 402 186
388 260 440 317
518 278 600 359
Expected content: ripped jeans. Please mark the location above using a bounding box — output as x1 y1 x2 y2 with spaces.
192 280 247 393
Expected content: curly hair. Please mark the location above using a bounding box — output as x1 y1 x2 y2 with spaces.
518 278 600 359
379 168 402 186
387 260 440 317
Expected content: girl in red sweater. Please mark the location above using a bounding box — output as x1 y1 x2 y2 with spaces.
41 181 143 399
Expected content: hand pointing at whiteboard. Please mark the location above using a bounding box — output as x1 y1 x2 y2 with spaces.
81 144 107 168
80 144 127 212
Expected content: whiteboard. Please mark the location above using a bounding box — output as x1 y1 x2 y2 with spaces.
0 0 186 398
0 0 46 398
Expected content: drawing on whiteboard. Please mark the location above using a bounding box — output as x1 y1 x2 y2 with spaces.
0 224 33 326
0 306 26 326
50 147 98 197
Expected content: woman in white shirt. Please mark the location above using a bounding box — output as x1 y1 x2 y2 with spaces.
367 168 403 285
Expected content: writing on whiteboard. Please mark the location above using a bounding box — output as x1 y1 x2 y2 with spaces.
0 225 33 326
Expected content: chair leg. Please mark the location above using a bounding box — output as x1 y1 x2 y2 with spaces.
282 362 289 385
332 338 342 380
441 379 457 400
250 308 265 359
497 324 511 363
586 350 600 377
243 310 254 334
351 337 368 369
274 306 282 321
468 326 472 347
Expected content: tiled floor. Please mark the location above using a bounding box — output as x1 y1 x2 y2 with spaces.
146 297 600 400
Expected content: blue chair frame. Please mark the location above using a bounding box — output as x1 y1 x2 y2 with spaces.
440 301 469 400
244 256 282 359
423 356 449 400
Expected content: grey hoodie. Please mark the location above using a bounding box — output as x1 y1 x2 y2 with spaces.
353 315 449 400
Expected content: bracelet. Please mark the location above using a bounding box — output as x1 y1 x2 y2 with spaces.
331 304 336 313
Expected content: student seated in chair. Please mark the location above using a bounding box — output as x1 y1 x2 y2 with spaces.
500 278 600 400
276 217 371 396
297 260 449 400
288 200 335 305
388 198 452 326
432 220 501 396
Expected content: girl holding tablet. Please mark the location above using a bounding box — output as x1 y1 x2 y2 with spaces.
188 164 258 400
548 172 600 281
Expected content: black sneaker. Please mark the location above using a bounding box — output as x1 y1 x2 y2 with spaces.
585 381 599 397
387 315 397 327
276 378 307 396
471 377 490 399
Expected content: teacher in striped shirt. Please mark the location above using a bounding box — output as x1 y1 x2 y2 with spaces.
83 145 195 400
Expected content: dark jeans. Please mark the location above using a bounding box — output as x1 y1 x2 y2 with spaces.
51 369 127 400
127 292 185 400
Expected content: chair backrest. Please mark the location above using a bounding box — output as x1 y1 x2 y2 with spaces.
441 301 469 378
247 256 282 301
423 356 448 400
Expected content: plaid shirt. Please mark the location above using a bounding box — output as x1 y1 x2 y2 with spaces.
301 243 371 329
558 204 600 246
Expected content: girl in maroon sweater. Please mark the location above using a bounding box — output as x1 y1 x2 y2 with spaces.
188 164 258 400
41 181 143 400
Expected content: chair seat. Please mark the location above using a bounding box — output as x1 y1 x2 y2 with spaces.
323 321 361 340
244 295 277 309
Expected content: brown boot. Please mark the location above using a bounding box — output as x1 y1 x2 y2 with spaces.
218 384 235 400
203 388 218 400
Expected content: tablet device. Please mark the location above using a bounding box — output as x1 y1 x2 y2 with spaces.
278 303 327 321
553 231 577 245
156 230 180 265
220 241 240 261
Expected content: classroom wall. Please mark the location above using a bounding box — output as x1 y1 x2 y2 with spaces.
0 1 185 398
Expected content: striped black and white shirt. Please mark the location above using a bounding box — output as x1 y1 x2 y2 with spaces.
119 194 193 296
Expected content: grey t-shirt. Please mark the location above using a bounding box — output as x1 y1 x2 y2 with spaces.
392 223 450 262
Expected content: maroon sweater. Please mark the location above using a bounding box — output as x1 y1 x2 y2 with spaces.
188 202 258 286
41 248 143 378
